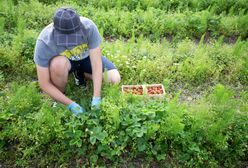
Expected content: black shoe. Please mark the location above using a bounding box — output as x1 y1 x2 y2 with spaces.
73 70 86 87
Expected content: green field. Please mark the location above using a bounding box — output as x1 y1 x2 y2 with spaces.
0 0 247 167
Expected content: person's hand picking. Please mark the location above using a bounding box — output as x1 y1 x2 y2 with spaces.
68 102 85 115
91 97 101 109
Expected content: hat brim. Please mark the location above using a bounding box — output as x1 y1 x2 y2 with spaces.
54 24 84 47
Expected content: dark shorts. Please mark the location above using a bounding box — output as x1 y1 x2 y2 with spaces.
69 56 117 74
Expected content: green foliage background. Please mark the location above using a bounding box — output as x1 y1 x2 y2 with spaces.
0 0 247 167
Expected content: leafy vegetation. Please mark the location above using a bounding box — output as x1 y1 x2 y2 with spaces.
0 0 247 167
1 0 248 40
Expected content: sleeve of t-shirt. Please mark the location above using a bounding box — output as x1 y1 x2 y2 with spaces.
87 22 102 49
34 40 55 67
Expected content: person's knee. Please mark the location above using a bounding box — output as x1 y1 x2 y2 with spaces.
50 56 70 76
108 69 121 84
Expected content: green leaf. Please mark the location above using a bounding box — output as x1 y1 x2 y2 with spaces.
137 138 147 152
96 131 108 141
156 154 166 161
136 130 144 138
90 126 108 141
90 136 96 145
90 154 98 164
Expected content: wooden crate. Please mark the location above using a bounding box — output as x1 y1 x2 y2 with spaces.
145 84 165 97
122 85 144 95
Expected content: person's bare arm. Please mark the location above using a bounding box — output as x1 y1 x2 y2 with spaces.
36 65 73 105
89 47 102 97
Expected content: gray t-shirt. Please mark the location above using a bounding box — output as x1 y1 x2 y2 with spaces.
34 17 102 67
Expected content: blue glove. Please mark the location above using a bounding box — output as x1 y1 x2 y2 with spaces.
67 102 85 115
91 97 101 109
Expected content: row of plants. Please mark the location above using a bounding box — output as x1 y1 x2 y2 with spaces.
103 36 248 87
38 0 248 15
1 0 248 41
0 81 247 167
0 27 247 91
91 8 248 40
